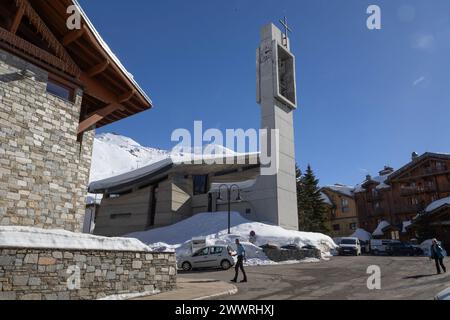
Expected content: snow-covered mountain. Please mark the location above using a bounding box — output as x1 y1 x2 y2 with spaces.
89 133 239 184
89 133 170 183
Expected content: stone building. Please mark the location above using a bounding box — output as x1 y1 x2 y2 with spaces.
0 0 151 232
321 185 358 238
355 153 450 240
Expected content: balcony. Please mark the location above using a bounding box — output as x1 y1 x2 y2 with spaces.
424 167 448 175
400 185 437 196
393 204 422 215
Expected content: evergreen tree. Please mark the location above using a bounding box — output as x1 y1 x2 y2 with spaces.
297 164 329 233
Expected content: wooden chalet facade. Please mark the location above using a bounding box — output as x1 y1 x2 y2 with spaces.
356 153 450 241
0 0 151 232
321 185 358 238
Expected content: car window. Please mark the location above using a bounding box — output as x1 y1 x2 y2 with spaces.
211 247 223 254
341 239 356 245
193 247 209 256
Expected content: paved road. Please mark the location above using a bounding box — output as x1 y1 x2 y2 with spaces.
182 256 450 300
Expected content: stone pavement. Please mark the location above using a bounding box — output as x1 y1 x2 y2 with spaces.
133 277 237 300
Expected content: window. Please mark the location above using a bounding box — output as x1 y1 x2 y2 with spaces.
193 175 208 195
350 223 357 231
333 224 340 231
391 231 400 240
210 247 223 255
436 162 446 171
341 198 349 209
193 247 209 256
46 79 74 102
341 239 357 245
410 197 419 205
341 198 350 213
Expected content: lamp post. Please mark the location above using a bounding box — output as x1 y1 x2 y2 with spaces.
217 184 242 234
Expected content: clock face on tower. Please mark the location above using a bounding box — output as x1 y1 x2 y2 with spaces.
273 42 297 109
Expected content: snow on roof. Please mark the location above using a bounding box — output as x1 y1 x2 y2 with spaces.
402 220 412 233
351 228 372 242
324 184 354 197
89 157 173 193
354 173 391 193
320 192 333 206
425 196 450 213
73 0 152 105
373 220 390 236
0 226 152 252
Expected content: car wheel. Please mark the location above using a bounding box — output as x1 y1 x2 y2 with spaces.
221 259 232 270
181 262 192 271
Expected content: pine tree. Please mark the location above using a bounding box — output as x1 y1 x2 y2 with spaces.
297 164 329 233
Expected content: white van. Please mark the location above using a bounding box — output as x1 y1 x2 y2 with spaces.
338 237 361 256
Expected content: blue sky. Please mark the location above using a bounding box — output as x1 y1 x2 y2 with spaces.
78 0 450 186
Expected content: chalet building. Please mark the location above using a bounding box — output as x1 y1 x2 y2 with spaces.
321 185 358 238
0 0 151 232
355 153 450 241
88 155 260 236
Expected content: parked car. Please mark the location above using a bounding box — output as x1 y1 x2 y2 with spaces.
338 237 361 256
370 239 400 255
178 245 235 271
385 242 423 256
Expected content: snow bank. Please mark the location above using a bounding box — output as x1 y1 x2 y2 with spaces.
0 226 152 252
351 228 372 242
126 212 337 264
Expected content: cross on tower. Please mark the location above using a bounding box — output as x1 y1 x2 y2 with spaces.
279 16 292 47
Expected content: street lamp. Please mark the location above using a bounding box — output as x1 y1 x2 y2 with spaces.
217 184 243 234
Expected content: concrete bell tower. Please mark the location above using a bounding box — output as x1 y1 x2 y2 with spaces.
251 21 299 230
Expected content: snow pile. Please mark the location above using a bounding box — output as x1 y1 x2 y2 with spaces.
126 212 337 265
372 220 390 236
324 184 354 197
351 228 372 242
425 196 450 213
0 226 152 252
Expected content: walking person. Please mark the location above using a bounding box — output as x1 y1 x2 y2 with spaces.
430 239 447 275
231 239 248 283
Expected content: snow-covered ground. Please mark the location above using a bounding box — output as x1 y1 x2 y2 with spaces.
0 226 151 252
126 212 337 266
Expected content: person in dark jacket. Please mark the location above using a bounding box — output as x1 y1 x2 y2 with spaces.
430 239 447 274
231 239 247 283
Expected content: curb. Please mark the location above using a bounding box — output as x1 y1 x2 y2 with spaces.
193 286 238 300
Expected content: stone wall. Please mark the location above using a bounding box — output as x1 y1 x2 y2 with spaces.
0 48 94 232
0 248 176 300
262 247 322 262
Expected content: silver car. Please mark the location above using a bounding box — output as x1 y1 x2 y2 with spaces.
178 245 235 271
